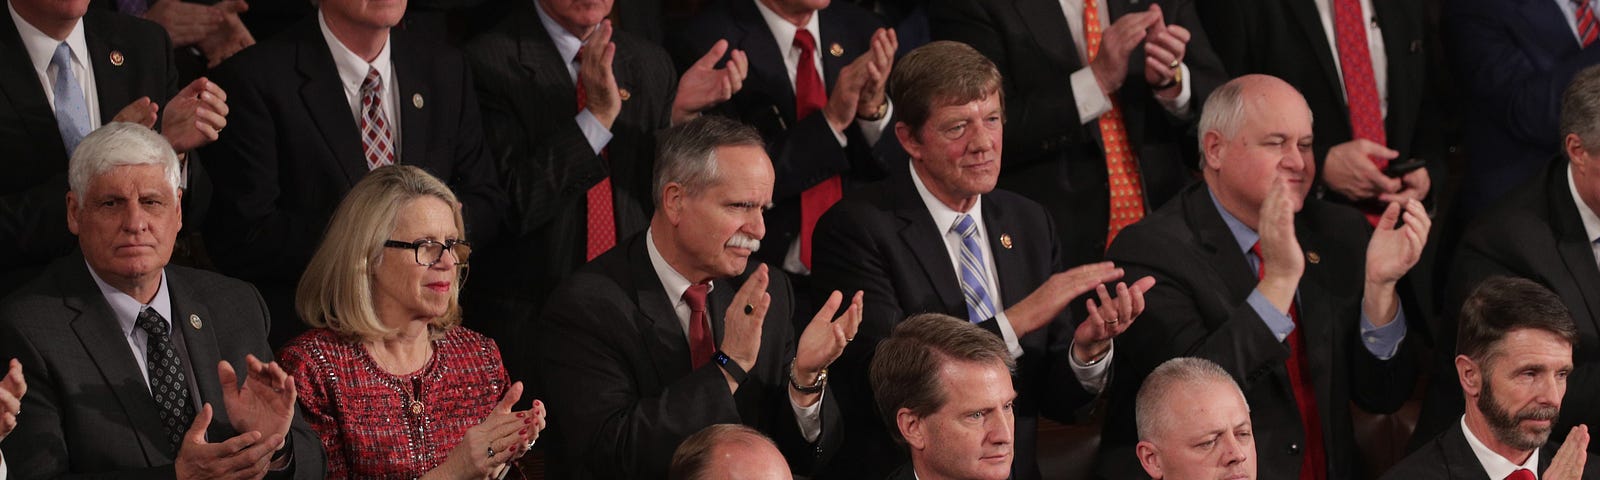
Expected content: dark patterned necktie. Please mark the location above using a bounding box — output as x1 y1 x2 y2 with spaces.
136 307 193 451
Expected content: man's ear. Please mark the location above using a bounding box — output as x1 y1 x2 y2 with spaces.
1201 130 1226 171
896 122 921 161
1566 133 1591 170
662 182 685 226
1136 440 1164 480
1457 354 1483 398
898 408 926 451
66 191 81 235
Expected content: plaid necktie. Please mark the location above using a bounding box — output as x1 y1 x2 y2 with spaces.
360 67 396 170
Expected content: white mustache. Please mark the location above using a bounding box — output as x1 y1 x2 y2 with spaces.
725 234 761 252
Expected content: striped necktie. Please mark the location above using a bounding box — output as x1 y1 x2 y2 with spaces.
954 214 997 323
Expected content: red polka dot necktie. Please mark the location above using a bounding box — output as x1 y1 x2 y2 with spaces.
1332 0 1388 225
575 57 617 261
1084 0 1145 248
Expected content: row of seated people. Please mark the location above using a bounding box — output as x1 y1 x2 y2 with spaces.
1 37 1598 480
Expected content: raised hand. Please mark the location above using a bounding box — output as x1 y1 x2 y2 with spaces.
1141 5 1190 91
198 1 255 69
1322 139 1402 201
0 359 24 442
175 404 282 480
218 354 295 443
720 264 772 378
1380 167 1431 204
1546 425 1591 480
578 20 621 129
1088 6 1161 95
672 39 748 125
143 0 225 46
113 97 159 128
1072 276 1156 363
1006 261 1126 336
822 58 870 134
855 28 898 120
431 382 536 480
162 77 229 152
793 290 863 400
1256 175 1304 313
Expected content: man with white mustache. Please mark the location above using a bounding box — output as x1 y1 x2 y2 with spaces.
538 115 863 479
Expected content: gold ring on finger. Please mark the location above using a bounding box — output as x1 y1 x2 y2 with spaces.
1168 59 1180 69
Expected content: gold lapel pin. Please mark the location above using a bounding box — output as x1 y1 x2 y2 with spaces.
1306 251 1321 264
189 314 202 330
829 43 844 57
412 93 424 109
619 88 631 101
109 50 124 66
1000 234 1014 250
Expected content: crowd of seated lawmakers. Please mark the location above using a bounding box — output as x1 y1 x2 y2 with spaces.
1 0 1600 478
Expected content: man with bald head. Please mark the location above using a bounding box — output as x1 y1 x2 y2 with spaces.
1098 74 1429 479
1135 357 1255 480
669 424 793 480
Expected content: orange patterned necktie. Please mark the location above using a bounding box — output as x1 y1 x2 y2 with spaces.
1084 0 1145 248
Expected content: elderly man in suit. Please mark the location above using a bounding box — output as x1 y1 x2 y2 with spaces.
929 0 1227 269
199 0 507 346
1099 74 1429 479
811 40 1152 480
1385 277 1597 480
537 116 861 479
0 0 228 296
460 0 747 364
0 123 322 479
1418 64 1600 452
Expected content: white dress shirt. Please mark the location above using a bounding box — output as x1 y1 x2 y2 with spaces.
908 162 1113 393
318 11 402 158
645 231 825 442
1311 0 1391 118
1056 0 1193 123
534 0 614 156
1463 416 1542 479
1555 0 1600 46
1567 166 1600 273
9 0 100 128
85 263 184 393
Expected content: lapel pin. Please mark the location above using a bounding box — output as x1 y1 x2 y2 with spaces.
619 88 631 101
412 93 424 109
1306 252 1321 264
109 50 124 66
1409 40 1422 54
1000 234 1014 250
829 43 844 57
189 314 202 330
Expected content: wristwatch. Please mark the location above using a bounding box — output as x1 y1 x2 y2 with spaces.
713 351 748 384
788 358 828 394
857 101 888 121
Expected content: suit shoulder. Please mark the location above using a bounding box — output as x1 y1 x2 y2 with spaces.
167 265 262 302
821 0 886 31
1107 199 1194 256
84 10 166 42
987 188 1051 220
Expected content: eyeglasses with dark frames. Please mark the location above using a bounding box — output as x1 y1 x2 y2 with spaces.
383 239 472 267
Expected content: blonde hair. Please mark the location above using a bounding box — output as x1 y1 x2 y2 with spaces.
296 165 466 340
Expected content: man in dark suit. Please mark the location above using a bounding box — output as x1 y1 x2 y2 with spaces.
0 123 322 479
1417 65 1600 452
200 0 506 346
1384 277 1598 480
537 116 860 479
460 0 746 359
811 40 1151 480
1100 74 1428 480
0 0 227 296
928 0 1226 270
1134 358 1256 480
1446 0 1600 218
668 0 898 281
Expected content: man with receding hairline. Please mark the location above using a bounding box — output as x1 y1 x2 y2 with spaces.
669 424 793 480
1135 357 1255 480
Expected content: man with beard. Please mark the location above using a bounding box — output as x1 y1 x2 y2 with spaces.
1383 276 1597 479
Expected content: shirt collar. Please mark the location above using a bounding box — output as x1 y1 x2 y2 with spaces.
317 10 394 96
1461 415 1541 479
8 0 88 77
534 0 584 68
1208 186 1261 256
85 260 173 341
752 0 820 58
909 161 984 236
646 229 714 308
1566 165 1600 245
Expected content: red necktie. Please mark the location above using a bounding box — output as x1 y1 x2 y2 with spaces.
576 61 617 261
1251 242 1327 480
1577 0 1599 47
360 67 395 170
1084 0 1145 248
1505 469 1536 480
683 283 715 368
1332 0 1388 225
794 28 843 269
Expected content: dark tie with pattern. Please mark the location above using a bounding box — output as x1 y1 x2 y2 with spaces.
137 307 193 451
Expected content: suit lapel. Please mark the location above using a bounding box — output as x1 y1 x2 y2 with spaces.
1014 0 1079 69
60 262 171 464
981 196 1029 307
0 11 68 160
890 173 965 311
1439 424 1496 480
392 29 429 166
1183 185 1259 306
730 0 797 122
628 238 693 383
83 14 130 124
515 6 580 120
1287 0 1342 99
1293 213 1338 418
165 269 231 440
1547 165 1600 337
295 23 369 185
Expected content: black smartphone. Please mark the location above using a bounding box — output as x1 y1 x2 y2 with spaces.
1383 157 1426 177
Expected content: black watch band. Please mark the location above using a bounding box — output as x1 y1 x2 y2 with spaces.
712 351 748 383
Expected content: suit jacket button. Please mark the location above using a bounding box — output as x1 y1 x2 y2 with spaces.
1287 443 1301 455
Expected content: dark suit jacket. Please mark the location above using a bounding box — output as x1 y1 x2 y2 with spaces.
536 234 842 479
928 0 1225 269
667 0 893 267
460 1 674 353
0 10 198 295
0 255 324 479
1415 157 1600 451
884 463 916 480
810 167 1094 480
1446 0 1600 216
200 17 506 344
1195 0 1442 202
1383 422 1600 480
1099 183 1417 479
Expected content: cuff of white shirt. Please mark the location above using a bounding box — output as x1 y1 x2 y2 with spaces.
576 109 615 156
1359 305 1408 361
1070 67 1114 125
1246 289 1297 342
1 450 8 480
994 311 1026 361
789 388 825 443
1067 340 1113 394
1153 63 1193 117
856 101 894 146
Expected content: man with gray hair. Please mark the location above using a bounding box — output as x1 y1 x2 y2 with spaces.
668 424 793 480
1135 357 1255 480
538 115 862 478
1416 64 1600 450
1098 74 1429 479
0 122 323 478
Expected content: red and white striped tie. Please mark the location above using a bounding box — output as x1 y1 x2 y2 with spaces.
1576 0 1598 47
360 67 395 170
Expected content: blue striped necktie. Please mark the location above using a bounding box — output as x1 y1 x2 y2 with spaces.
954 214 997 323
